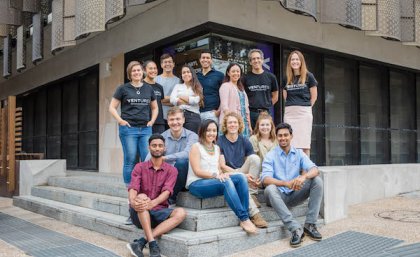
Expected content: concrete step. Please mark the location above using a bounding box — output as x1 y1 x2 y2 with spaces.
31 185 129 217
48 176 127 198
66 170 124 184
13 195 323 257
180 202 308 232
31 186 308 232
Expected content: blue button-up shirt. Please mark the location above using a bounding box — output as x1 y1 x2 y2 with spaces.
197 68 224 112
146 128 198 166
261 146 317 194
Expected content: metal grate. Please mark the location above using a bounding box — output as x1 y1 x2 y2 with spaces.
366 0 401 41
75 0 106 40
105 0 126 25
0 212 120 257
321 0 362 29
275 231 403 257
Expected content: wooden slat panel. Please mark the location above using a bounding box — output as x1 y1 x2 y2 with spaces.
7 96 16 192
0 108 7 177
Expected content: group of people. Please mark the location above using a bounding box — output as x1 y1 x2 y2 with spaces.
109 49 322 257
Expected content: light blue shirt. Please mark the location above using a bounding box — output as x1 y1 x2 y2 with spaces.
146 128 198 166
261 146 317 194
155 75 180 120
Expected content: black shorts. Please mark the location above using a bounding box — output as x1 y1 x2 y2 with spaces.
129 207 174 228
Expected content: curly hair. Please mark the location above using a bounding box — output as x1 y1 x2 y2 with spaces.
221 112 244 135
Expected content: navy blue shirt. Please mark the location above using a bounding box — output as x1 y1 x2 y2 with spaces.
282 72 317 107
197 68 224 112
217 134 254 169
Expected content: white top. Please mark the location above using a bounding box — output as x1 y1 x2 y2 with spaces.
186 143 220 188
170 83 201 114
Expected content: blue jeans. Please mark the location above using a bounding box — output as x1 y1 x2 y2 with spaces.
119 125 152 184
189 173 250 221
170 158 189 204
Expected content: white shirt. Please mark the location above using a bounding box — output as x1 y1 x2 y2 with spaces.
170 83 201 114
186 143 220 188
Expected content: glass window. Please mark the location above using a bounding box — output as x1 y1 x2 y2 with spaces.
19 67 99 170
359 65 390 164
324 57 359 165
33 89 47 153
79 73 98 169
162 34 274 78
390 70 416 163
47 86 61 159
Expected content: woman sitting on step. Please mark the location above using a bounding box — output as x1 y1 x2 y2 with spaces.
186 119 258 234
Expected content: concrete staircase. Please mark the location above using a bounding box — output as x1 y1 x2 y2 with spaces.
13 171 320 257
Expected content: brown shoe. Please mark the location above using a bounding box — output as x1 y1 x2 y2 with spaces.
240 219 258 234
250 213 268 228
251 195 262 208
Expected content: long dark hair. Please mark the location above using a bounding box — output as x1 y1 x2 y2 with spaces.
223 63 244 91
181 65 204 107
198 119 218 144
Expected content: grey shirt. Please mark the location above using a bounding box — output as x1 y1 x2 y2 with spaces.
146 128 198 166
156 75 180 120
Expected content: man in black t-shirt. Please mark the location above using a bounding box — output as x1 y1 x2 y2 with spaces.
243 49 279 128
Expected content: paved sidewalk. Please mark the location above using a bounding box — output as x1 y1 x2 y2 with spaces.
230 192 420 257
1 192 419 257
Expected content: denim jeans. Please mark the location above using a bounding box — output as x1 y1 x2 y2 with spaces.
169 158 189 204
189 173 250 221
119 125 152 184
264 176 323 232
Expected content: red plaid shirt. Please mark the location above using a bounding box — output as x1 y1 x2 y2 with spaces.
128 160 178 210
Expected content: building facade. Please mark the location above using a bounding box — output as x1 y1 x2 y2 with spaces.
1 0 419 173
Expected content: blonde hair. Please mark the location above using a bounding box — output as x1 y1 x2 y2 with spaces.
221 112 244 135
126 61 143 81
253 112 276 141
286 50 308 85
167 106 184 118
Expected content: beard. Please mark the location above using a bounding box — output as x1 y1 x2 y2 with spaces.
150 149 165 158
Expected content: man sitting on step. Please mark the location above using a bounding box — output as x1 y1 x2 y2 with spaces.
146 106 198 205
217 112 268 228
261 123 323 248
127 134 187 257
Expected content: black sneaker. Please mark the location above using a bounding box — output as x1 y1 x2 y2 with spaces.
125 216 133 225
126 238 146 257
304 223 322 241
290 228 305 248
148 240 161 257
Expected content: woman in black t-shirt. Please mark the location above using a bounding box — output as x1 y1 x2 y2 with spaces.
283 51 318 156
109 61 158 185
143 60 166 134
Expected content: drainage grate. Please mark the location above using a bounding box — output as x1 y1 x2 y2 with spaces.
275 231 403 257
370 243 420 257
375 210 420 223
0 212 120 257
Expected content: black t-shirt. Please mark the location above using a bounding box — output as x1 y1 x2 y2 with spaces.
282 72 317 107
244 71 279 110
145 82 165 125
217 134 254 169
113 82 156 127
